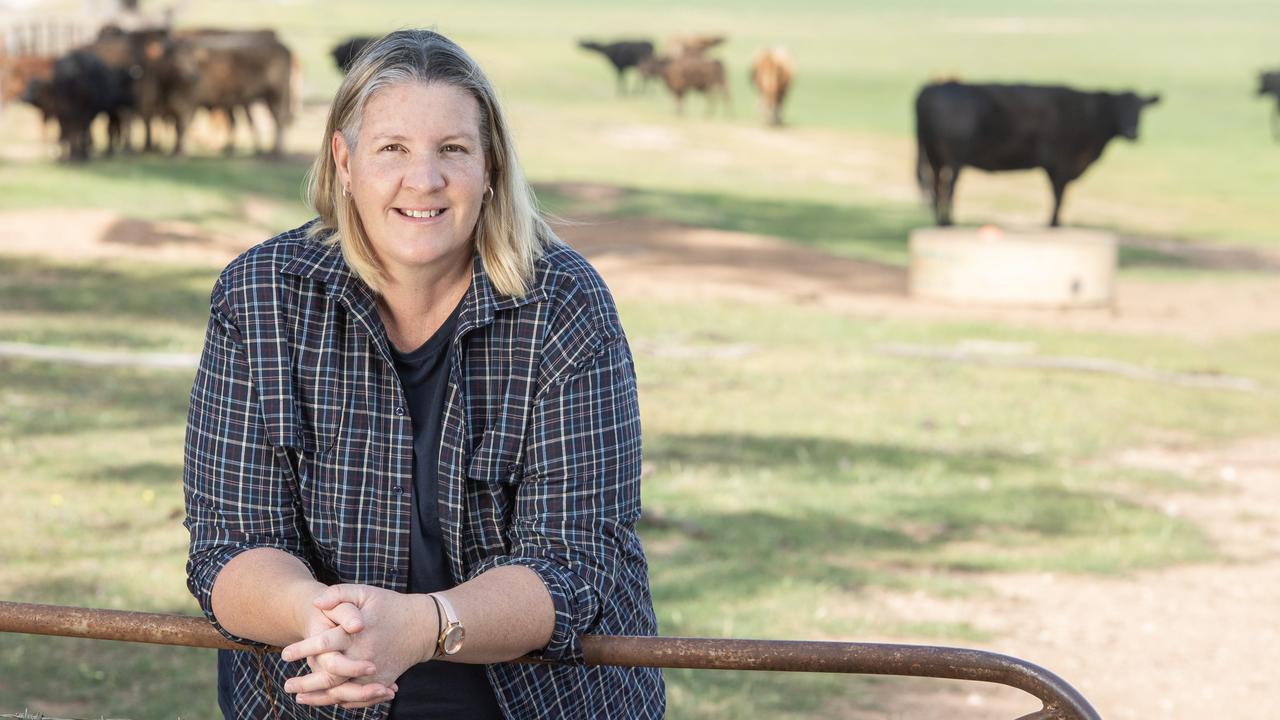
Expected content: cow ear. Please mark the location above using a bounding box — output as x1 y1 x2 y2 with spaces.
1144 94 1161 106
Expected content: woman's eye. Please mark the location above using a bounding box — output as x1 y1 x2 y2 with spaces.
442 144 467 154
380 143 404 153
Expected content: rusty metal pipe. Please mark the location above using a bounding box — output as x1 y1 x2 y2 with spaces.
0 601 1099 720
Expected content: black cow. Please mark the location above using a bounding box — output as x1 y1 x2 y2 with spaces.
331 36 376 74
915 81 1160 227
35 50 133 161
1257 71 1280 140
578 39 655 95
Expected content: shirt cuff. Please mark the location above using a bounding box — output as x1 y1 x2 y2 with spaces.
467 555 601 664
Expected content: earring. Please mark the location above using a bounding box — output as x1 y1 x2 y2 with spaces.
484 185 494 202
343 185 351 198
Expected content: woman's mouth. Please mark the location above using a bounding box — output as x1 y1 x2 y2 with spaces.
397 207 446 219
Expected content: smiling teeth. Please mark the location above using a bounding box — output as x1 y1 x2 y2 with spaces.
403 209 442 218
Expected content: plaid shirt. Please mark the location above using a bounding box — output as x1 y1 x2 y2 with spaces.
183 222 665 719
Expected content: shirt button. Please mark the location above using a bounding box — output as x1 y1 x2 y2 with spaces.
392 485 403 493
394 406 406 416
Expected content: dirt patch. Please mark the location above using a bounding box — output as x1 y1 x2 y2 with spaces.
0 208 260 267
839 436 1280 720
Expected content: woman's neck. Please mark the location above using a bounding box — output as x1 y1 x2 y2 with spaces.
377 255 472 353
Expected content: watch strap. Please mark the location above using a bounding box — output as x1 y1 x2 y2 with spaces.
429 592 463 657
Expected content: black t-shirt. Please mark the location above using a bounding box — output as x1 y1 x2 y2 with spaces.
388 298 504 719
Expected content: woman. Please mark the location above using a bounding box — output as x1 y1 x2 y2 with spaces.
183 30 664 719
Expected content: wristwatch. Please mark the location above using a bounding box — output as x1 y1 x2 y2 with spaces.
429 592 465 658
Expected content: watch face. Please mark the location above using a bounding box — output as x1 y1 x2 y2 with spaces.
442 625 465 655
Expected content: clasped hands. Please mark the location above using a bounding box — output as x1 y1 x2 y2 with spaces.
280 584 438 710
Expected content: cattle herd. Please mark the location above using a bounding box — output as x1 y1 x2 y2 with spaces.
578 35 793 126
3 24 297 161
6 24 1280 228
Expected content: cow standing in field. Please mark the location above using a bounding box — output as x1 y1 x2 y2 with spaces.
750 46 793 126
1257 71 1280 140
915 81 1160 227
4 55 57 138
648 54 730 116
578 39 654 95
153 30 297 156
2 54 56 105
37 49 133 161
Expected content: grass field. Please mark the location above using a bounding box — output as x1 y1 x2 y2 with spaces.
3 1 1280 718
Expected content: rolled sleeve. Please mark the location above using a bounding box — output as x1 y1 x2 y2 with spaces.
472 327 643 663
183 280 313 646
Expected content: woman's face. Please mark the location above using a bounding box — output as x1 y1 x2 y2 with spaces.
333 81 488 283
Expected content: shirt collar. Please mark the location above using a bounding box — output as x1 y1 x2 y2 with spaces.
280 229 548 338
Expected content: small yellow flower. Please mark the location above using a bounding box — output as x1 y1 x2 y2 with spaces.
142 489 156 503
50 493 64 507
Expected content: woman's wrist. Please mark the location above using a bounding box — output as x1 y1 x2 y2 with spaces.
417 593 443 663
287 578 330 640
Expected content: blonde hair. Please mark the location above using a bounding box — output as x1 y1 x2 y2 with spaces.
306 29 559 297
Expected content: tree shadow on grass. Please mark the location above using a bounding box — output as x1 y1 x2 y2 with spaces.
536 181 927 267
648 432 1043 479
0 357 192 437
76 153 314 208
0 255 215 327
643 432 1190 607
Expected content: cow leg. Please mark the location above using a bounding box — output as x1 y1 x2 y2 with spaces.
222 109 238 156
243 106 263 155
939 166 960 226
269 102 286 158
1048 172 1069 227
172 110 191 156
104 112 122 157
928 163 944 225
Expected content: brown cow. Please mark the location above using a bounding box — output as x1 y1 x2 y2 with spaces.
647 54 730 116
150 30 296 156
3 54 57 141
2 54 56 104
750 46 793 126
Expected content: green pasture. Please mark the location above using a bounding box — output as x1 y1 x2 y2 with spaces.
3 0 1280 718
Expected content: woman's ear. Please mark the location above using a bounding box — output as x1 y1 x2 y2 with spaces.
332 131 352 193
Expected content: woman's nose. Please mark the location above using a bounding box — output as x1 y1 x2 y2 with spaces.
403 154 446 192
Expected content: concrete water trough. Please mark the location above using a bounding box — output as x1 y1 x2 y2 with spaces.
909 226 1117 308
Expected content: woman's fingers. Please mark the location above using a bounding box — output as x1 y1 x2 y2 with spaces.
312 583 369 611
321 600 365 633
295 680 395 708
283 669 347 694
310 649 376 680
281 625 351 663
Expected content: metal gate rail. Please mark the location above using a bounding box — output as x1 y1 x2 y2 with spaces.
0 601 1100 720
